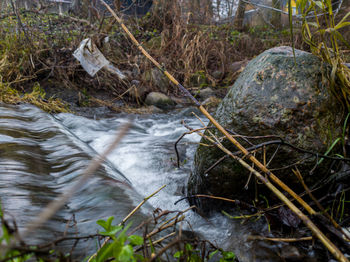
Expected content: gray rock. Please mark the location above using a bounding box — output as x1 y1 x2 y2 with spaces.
145 92 176 109
198 87 214 99
147 105 164 113
151 68 171 93
228 59 248 73
212 70 224 80
131 79 141 86
188 46 342 207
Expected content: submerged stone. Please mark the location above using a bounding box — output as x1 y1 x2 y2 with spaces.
188 46 343 210
145 91 176 109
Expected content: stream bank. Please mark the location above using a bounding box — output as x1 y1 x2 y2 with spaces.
0 2 311 115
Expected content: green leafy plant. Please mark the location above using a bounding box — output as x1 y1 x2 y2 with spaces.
317 112 350 165
174 243 236 262
0 203 37 262
291 0 350 109
207 249 235 262
91 216 144 262
174 243 202 262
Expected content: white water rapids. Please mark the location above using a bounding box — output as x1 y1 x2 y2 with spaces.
0 103 295 261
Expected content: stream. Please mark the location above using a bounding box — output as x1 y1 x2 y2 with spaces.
0 103 303 261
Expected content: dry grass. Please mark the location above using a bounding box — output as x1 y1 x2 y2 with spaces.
0 0 322 110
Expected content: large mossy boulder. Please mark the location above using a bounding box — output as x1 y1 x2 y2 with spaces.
188 46 343 209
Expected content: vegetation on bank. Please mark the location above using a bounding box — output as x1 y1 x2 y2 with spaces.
0 2 349 113
0 1 316 113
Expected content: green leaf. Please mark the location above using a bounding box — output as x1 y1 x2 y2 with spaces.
173 251 183 259
325 0 333 15
335 11 350 28
96 242 115 262
105 216 114 228
96 219 107 229
112 238 123 258
116 223 132 243
297 0 308 13
336 31 350 50
128 235 143 246
97 216 114 231
318 137 341 165
335 21 350 30
111 225 123 235
314 1 324 10
118 245 133 262
99 225 122 237
185 243 193 251
134 254 145 261
209 250 219 259
307 22 319 28
97 217 122 237
342 113 350 140
223 251 236 261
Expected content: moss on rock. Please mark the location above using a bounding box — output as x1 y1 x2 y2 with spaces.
188 46 343 210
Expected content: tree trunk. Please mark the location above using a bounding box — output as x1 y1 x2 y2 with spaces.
70 0 82 15
271 0 281 28
204 0 213 23
233 0 246 30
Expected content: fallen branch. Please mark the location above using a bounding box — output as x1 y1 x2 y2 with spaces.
248 235 313 242
187 123 349 261
176 130 350 170
175 194 236 205
174 127 208 167
294 168 350 242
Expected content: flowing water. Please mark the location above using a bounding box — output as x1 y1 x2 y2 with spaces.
0 103 296 261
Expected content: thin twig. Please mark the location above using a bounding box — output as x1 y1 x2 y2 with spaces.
148 238 181 262
198 137 350 175
248 235 313 242
156 206 196 230
87 185 166 262
135 232 177 252
293 168 350 242
146 216 185 239
192 125 349 262
123 185 166 225
175 194 236 205
174 127 207 167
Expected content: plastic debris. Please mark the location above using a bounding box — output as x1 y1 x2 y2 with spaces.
73 38 126 80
